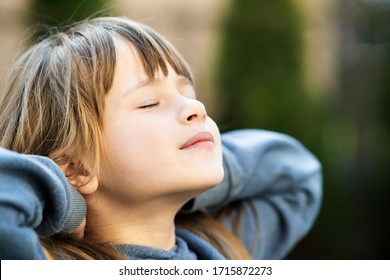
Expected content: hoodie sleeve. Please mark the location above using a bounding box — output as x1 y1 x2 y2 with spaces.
187 129 323 259
0 148 86 259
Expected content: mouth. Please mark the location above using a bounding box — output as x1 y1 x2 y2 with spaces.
180 131 215 150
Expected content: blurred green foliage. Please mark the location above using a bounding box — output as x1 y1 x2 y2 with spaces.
215 0 390 259
215 0 311 137
29 0 108 38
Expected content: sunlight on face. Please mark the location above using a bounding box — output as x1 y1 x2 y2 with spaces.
98 38 224 207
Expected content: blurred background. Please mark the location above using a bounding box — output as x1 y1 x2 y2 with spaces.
0 0 389 259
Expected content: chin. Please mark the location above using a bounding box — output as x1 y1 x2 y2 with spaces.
200 167 225 190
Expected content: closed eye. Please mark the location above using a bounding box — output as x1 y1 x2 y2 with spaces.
138 102 159 109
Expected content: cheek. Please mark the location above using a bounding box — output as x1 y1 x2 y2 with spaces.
102 115 172 179
98 126 160 197
104 121 158 164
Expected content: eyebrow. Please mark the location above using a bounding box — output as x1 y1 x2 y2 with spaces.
134 76 192 91
133 78 158 91
122 75 193 100
177 76 192 87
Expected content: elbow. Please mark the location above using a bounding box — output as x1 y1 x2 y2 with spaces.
298 162 323 235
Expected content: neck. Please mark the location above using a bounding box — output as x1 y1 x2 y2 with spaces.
84 194 188 250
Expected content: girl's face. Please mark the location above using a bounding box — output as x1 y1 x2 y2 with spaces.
98 38 224 207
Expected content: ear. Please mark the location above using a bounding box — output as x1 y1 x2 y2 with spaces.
60 163 99 195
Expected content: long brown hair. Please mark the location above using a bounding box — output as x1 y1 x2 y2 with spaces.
0 17 251 260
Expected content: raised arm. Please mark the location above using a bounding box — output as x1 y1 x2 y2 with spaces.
188 129 323 259
0 148 85 259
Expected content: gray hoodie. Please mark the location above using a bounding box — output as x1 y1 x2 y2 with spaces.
0 129 322 259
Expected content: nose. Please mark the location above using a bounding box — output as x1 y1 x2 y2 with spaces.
179 98 207 124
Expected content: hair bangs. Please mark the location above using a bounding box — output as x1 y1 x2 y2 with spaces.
90 17 194 83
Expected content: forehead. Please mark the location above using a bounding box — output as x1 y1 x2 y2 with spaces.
110 38 151 92
113 37 145 72
116 33 171 77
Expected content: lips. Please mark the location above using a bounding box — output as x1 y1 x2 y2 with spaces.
180 131 215 150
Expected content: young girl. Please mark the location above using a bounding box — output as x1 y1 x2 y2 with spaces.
0 17 322 260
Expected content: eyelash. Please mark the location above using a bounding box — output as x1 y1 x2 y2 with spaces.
139 102 159 109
